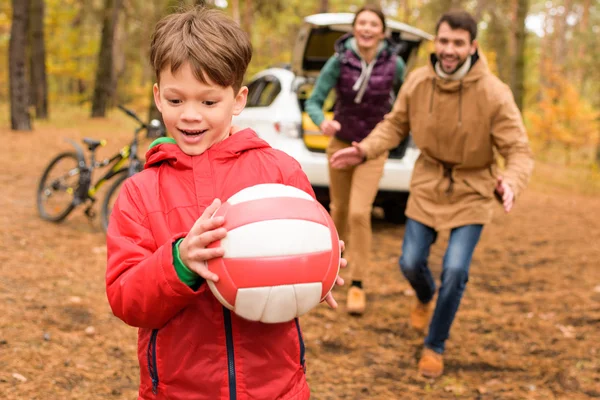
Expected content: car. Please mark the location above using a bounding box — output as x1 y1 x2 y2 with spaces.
233 13 433 224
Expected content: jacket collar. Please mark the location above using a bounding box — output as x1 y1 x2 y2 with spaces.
144 128 270 170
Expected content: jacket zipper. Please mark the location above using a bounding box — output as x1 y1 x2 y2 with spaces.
294 318 306 373
223 307 237 400
147 329 159 394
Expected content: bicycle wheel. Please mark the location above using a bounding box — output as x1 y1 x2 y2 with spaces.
37 152 81 222
100 172 128 233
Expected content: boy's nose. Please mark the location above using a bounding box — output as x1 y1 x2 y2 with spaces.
181 105 202 121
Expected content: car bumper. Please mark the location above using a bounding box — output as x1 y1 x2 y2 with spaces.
273 138 418 192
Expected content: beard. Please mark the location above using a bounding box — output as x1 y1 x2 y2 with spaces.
439 55 468 74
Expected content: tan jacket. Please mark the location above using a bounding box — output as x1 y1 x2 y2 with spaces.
360 54 534 230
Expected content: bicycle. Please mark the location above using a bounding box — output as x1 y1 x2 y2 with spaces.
36 105 165 232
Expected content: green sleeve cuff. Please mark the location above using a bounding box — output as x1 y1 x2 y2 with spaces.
173 238 200 287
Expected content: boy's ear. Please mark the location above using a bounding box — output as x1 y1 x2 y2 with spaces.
153 83 162 113
232 86 248 116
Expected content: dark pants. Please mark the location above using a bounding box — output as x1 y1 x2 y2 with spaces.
399 218 483 353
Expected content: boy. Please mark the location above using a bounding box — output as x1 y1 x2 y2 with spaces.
106 7 345 399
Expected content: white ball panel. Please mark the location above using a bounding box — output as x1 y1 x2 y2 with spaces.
293 283 323 316
226 184 314 205
232 286 270 321
235 283 322 323
222 220 332 258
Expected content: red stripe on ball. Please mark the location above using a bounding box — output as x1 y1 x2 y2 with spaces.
215 197 326 231
217 250 333 289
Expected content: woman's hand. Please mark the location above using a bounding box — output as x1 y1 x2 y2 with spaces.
320 120 341 137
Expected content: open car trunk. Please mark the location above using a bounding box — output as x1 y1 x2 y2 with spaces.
293 13 432 159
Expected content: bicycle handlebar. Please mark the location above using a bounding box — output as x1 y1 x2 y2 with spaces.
118 105 145 127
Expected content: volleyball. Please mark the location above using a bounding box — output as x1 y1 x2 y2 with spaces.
206 183 340 323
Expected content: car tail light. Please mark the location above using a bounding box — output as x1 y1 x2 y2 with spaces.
274 121 301 138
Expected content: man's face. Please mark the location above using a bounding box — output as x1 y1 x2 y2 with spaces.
434 22 477 74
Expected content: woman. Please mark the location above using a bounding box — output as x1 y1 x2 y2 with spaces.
305 5 406 315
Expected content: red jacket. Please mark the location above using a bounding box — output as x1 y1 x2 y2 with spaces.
106 129 313 400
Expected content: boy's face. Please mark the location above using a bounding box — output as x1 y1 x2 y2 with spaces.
153 62 248 156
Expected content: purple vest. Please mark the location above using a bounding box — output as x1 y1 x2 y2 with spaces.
334 37 397 143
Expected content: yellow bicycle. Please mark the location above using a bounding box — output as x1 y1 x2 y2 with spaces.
36 105 165 232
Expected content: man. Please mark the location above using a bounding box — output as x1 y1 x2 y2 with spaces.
330 10 534 378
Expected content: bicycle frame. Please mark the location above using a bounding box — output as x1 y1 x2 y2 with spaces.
88 147 131 197
65 126 143 205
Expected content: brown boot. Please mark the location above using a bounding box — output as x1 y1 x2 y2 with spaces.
418 348 444 378
346 286 366 315
410 299 432 332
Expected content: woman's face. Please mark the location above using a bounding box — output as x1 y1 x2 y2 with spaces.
353 10 386 50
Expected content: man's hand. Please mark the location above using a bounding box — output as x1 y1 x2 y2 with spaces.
329 142 366 169
179 198 227 282
320 120 341 137
323 240 347 309
495 176 514 213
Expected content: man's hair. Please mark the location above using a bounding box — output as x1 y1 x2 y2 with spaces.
435 10 478 42
150 6 252 93
352 4 387 32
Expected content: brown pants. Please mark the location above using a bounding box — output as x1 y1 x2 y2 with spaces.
326 137 387 283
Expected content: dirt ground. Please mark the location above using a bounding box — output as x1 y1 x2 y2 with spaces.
1 115 599 399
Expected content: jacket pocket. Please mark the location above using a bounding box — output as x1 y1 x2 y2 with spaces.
294 318 306 373
147 329 160 395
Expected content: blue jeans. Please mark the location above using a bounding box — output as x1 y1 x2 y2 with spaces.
399 218 483 354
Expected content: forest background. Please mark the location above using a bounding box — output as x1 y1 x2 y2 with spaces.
3 0 600 168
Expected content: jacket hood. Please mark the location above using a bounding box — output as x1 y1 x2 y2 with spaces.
334 32 399 60
144 128 271 169
428 51 488 91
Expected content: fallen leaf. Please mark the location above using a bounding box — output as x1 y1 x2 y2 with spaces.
557 324 576 339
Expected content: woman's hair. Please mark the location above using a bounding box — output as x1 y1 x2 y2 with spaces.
352 4 386 32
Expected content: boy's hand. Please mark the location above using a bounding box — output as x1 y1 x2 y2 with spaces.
324 240 347 309
179 199 227 282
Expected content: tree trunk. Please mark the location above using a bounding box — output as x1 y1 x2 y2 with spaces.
318 0 328 13
9 0 32 130
487 9 509 82
512 0 528 111
231 0 240 24
91 0 122 117
147 0 183 126
576 0 590 93
29 0 48 119
242 0 253 41
403 0 411 23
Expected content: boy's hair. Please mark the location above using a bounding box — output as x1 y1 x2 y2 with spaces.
150 6 252 93
435 10 478 42
352 4 386 32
